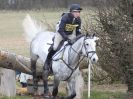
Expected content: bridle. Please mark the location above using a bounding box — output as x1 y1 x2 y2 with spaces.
81 36 96 59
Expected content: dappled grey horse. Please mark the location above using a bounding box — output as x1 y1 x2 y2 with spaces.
23 15 99 99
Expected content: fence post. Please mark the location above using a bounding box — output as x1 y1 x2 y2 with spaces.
0 68 16 97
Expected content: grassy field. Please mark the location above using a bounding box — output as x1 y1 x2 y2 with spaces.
0 10 62 56
1 91 125 99
0 10 127 99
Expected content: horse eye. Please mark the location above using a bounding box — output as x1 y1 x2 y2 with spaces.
86 44 89 46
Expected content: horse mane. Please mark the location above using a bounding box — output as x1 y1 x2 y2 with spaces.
75 34 85 42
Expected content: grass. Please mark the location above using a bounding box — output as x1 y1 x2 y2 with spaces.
83 91 125 99
0 91 125 99
0 10 62 56
1 96 32 99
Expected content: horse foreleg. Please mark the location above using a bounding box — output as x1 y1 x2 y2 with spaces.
61 79 76 99
52 77 60 99
31 59 38 95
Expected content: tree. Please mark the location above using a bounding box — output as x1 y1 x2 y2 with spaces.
90 0 133 98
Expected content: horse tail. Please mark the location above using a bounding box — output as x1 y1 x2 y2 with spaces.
22 14 47 43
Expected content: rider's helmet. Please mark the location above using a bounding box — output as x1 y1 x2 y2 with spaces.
70 4 82 12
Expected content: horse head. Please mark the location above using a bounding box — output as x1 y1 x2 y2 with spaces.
81 34 99 64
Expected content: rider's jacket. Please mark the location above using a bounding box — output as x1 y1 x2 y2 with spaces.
57 13 81 40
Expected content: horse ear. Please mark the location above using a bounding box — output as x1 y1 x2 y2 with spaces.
93 37 99 41
86 33 89 37
92 33 95 37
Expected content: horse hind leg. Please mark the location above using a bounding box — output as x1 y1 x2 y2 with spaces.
42 69 49 98
31 54 39 95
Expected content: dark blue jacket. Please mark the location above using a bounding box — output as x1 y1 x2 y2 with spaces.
57 13 81 40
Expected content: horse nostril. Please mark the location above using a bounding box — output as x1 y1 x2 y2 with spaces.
93 58 96 62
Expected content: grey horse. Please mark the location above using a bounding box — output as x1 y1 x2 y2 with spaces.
23 15 99 99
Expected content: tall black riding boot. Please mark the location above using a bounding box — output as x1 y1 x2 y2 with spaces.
44 48 56 71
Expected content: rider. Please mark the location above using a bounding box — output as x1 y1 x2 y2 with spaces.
43 3 82 97
44 4 82 70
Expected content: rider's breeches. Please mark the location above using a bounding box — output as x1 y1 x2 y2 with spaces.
53 33 63 50
53 32 76 50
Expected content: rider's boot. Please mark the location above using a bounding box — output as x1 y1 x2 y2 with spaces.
45 48 56 68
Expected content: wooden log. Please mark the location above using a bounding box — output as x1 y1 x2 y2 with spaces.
0 50 43 75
